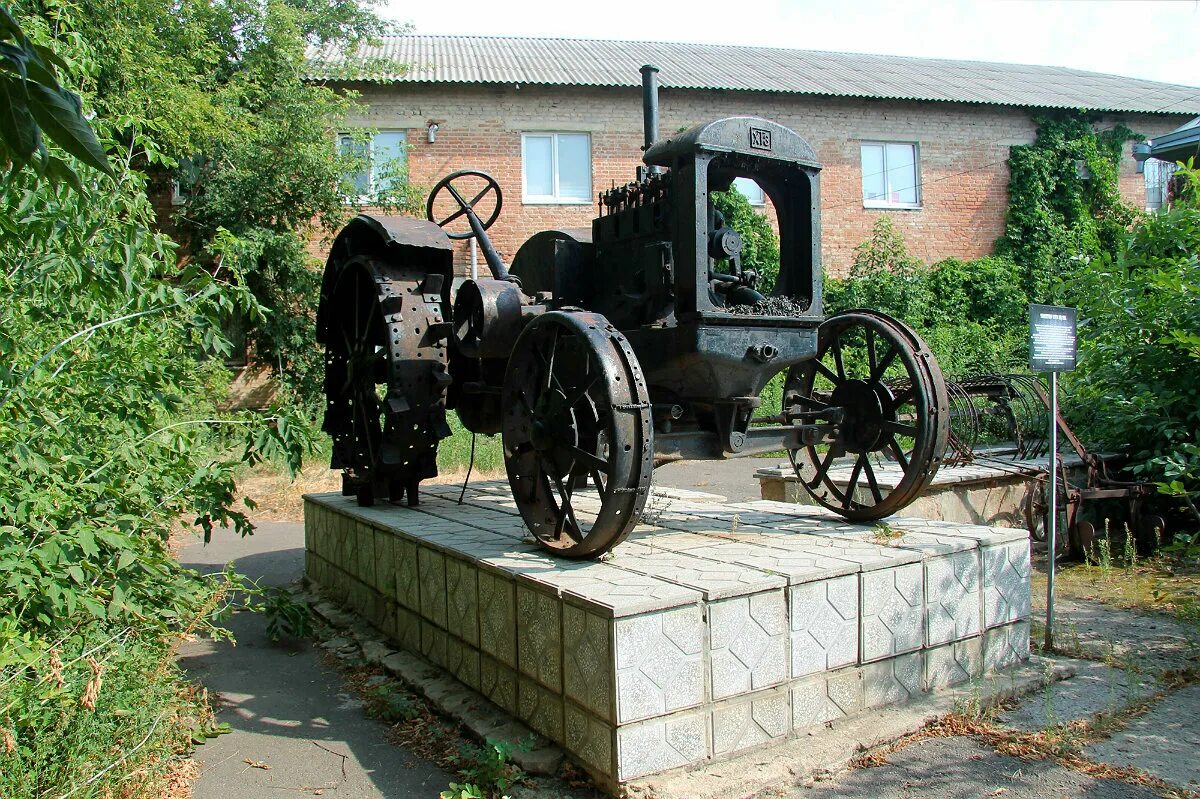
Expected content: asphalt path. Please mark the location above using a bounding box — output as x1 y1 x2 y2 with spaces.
179 521 453 798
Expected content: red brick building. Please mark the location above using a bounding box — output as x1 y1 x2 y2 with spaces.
309 36 1200 276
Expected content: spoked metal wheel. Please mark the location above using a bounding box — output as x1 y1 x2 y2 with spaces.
322 255 451 506
502 311 653 558
783 310 949 520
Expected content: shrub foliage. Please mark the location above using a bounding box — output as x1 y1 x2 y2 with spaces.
0 2 367 795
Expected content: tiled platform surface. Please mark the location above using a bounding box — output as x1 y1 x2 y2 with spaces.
304 480 1030 790
757 453 1090 528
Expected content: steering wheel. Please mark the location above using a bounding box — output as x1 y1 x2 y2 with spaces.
426 170 503 240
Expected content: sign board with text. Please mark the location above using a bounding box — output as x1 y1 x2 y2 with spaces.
1029 304 1077 372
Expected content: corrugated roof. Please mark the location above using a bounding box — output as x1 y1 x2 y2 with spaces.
308 35 1200 115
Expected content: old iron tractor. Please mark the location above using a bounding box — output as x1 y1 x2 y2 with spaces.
316 66 950 558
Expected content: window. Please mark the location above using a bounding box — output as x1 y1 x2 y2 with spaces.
171 156 203 205
733 177 766 207
522 132 591 203
860 142 920 208
338 130 408 198
1144 157 1177 211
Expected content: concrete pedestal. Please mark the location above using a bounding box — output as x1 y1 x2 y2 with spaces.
756 454 1091 529
303 481 1030 789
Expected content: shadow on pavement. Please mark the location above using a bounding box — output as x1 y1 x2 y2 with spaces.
179 522 453 798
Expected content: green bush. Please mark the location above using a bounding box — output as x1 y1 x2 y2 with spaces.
997 112 1139 302
1067 164 1200 514
0 6 331 796
826 217 932 323
926 256 1026 330
711 188 781 292
823 218 1028 376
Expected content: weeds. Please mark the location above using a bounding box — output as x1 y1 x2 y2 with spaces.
1096 537 1113 576
870 523 905 546
439 737 532 799
1121 523 1138 571
370 683 419 723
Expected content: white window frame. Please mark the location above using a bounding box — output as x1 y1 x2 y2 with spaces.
521 132 592 205
338 129 409 202
1144 157 1176 211
860 141 922 210
732 177 767 207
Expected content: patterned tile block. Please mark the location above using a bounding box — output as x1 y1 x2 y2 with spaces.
324 563 347 604
519 677 565 743
565 703 614 778
478 570 516 666
564 603 613 719
304 503 317 555
864 652 924 709
417 546 447 627
860 564 924 662
550 564 701 618
606 546 786 601
355 522 376 589
710 590 787 699
326 513 346 571
924 637 983 690
925 551 982 646
373 529 397 598
480 653 518 714
390 604 421 655
445 636 481 692
445 556 479 646
370 592 396 636
790 575 859 678
349 576 376 622
712 688 790 757
616 709 709 781
983 541 1032 628
791 668 864 730
614 606 704 723
304 550 322 586
983 620 1031 673
420 619 448 669
516 585 562 691
394 536 420 611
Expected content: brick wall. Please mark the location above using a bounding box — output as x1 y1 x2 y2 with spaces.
332 82 1186 276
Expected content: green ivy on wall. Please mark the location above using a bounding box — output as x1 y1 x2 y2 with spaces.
998 112 1140 302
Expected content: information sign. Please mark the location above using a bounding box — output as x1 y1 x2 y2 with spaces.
1030 304 1077 372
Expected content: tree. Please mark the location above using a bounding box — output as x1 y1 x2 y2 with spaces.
15 0 412 403
0 5 109 182
1068 163 1200 525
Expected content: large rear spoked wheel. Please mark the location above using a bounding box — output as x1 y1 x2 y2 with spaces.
784 310 949 520
502 312 653 558
322 256 450 506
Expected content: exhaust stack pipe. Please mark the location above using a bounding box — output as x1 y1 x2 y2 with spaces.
640 64 660 152
640 64 662 175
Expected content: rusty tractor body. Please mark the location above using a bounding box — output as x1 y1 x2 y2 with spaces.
317 66 950 558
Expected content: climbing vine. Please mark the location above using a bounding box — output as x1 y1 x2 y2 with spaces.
998 112 1140 302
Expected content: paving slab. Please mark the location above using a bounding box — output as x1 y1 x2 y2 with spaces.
788 735 1159 799
1084 683 1200 792
1037 595 1200 674
996 658 1158 733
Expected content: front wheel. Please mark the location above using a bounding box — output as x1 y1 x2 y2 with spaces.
783 310 949 520
501 311 653 558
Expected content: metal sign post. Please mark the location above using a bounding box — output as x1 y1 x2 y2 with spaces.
1029 304 1077 652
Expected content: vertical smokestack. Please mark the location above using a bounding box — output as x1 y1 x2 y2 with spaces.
640 64 660 152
